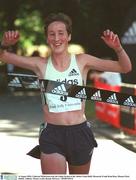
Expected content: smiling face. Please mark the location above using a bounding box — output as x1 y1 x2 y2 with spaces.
47 21 71 54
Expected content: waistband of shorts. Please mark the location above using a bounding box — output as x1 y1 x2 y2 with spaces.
46 121 87 130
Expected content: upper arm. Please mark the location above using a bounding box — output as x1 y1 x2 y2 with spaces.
1 51 45 73
78 53 122 73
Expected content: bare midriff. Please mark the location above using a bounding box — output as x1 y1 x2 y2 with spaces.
42 102 86 125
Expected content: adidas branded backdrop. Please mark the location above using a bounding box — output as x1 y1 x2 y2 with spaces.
7 73 136 108
7 73 136 134
120 3 136 133
121 3 136 84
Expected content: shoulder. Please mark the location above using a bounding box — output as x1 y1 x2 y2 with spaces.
38 56 48 63
76 53 95 61
34 56 49 66
75 53 103 73
75 53 96 65
34 56 49 78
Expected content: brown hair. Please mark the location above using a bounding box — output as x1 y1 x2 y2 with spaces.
44 13 72 35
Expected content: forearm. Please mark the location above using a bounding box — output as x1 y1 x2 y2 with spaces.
0 44 16 64
0 30 28 68
114 47 132 73
101 30 132 73
0 50 12 63
0 50 20 65
0 50 36 71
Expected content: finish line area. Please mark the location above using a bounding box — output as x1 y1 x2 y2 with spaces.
0 132 136 177
0 73 136 178
0 93 136 177
6 72 136 135
7 73 136 108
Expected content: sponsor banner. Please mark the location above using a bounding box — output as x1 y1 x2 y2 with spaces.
7 73 39 89
39 79 136 108
7 73 136 108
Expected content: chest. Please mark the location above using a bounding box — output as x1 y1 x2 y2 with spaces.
45 58 83 85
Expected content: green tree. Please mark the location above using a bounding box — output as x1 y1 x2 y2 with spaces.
0 0 135 55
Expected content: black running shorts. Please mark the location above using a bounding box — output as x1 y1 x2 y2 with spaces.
39 121 97 166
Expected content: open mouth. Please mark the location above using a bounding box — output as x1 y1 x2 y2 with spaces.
54 43 62 47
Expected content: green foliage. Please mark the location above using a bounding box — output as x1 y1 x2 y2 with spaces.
15 10 44 54
0 1 45 54
0 0 135 55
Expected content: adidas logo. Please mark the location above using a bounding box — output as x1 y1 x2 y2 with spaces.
75 88 87 99
90 90 102 101
25 80 39 89
123 96 136 107
8 77 22 87
106 93 118 104
68 69 79 76
52 84 68 96
121 21 136 44
8 77 39 89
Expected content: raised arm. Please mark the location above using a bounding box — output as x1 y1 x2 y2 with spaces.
0 31 43 72
80 30 132 73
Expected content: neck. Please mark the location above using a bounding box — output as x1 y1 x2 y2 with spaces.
51 52 71 71
52 52 70 65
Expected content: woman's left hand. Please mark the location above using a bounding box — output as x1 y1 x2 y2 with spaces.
101 29 122 52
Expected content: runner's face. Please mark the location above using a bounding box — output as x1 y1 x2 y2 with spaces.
47 21 71 54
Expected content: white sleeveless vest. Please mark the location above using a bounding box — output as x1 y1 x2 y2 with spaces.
44 54 83 112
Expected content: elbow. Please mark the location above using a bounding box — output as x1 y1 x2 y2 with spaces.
122 64 132 73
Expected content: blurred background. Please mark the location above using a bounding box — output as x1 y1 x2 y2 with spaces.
0 0 136 176
0 0 136 84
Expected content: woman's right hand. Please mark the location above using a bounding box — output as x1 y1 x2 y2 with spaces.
1 30 20 47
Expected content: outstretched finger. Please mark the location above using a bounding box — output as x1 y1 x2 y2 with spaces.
104 29 110 36
14 31 20 39
113 34 118 42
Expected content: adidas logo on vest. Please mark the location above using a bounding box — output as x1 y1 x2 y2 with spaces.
52 84 68 96
123 96 136 107
90 90 102 101
75 88 87 99
106 93 118 104
68 68 79 76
